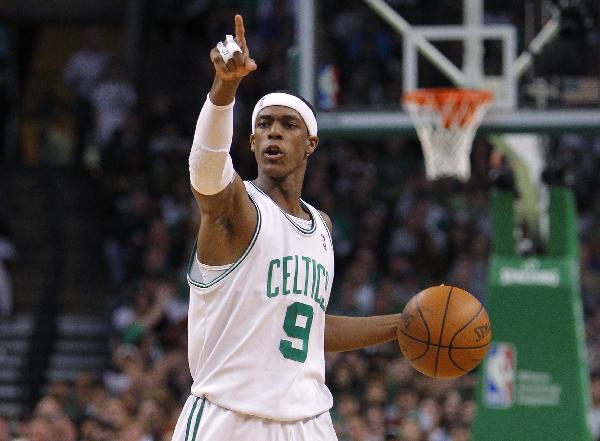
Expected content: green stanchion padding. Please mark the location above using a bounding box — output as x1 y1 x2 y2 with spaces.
547 187 579 257
490 189 516 256
472 188 592 441
286 46 300 94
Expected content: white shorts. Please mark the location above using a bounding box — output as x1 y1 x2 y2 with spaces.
171 395 338 441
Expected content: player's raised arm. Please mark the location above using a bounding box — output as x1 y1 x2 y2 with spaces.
188 15 258 265
190 14 256 195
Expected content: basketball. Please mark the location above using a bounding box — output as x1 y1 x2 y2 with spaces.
397 285 491 379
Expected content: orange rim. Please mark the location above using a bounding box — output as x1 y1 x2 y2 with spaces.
403 88 493 105
403 88 494 128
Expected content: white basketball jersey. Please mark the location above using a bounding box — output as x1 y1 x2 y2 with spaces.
186 181 334 421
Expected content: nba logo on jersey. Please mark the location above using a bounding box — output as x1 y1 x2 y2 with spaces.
483 343 516 408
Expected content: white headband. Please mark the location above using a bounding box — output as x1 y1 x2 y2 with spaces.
251 92 318 136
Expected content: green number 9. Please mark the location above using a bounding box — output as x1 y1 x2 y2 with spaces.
279 302 314 363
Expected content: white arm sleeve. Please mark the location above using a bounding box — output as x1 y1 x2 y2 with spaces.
189 94 236 195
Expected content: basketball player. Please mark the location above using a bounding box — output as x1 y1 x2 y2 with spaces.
171 15 402 441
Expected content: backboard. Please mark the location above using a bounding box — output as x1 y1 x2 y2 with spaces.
295 0 600 136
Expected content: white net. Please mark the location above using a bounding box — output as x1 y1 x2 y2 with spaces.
403 89 493 181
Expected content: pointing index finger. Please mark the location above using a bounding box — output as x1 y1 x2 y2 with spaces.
234 14 247 52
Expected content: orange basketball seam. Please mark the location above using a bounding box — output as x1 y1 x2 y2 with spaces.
397 327 429 361
415 295 431 344
404 294 433 362
433 286 453 378
447 304 488 373
397 327 489 350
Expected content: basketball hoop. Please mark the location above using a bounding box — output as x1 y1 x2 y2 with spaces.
403 88 493 181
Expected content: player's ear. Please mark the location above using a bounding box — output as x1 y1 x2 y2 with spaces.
305 135 318 158
250 134 256 152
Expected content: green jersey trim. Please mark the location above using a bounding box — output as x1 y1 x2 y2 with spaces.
187 193 261 289
249 181 317 235
314 209 333 245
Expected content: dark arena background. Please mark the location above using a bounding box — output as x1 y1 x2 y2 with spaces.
0 1 600 440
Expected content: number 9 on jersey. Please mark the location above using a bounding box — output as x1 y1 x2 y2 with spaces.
279 302 314 363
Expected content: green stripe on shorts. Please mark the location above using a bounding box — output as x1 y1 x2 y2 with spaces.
184 397 199 441
190 398 206 441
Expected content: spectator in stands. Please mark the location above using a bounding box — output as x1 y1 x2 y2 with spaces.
111 279 170 345
364 405 387 440
399 416 424 441
23 416 54 441
116 420 147 441
591 372 600 439
63 29 110 165
52 415 77 441
69 372 96 421
33 396 62 417
0 218 16 319
90 58 137 165
449 423 471 441
95 398 130 434
0 417 11 441
0 57 9 162
44 381 71 414
28 394 76 441
79 415 116 441
418 398 442 436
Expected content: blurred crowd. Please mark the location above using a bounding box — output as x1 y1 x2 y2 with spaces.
4 1 600 440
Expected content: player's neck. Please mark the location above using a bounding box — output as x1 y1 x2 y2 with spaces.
253 173 309 219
